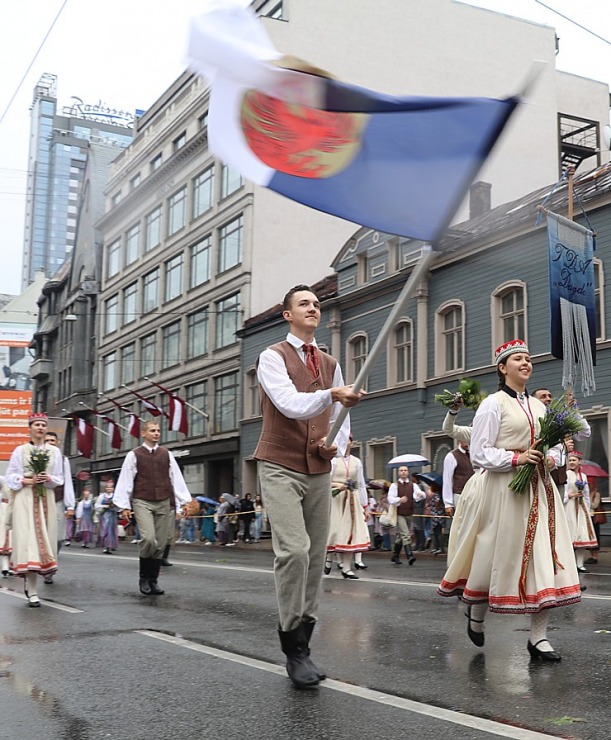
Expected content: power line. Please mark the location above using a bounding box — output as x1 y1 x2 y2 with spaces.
533 0 611 47
0 0 70 128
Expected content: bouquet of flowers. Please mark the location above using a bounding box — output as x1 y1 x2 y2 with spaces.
27 448 50 498
575 479 586 493
509 396 586 494
332 478 356 497
435 378 487 411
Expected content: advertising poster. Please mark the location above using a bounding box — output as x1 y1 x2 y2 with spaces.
0 321 35 462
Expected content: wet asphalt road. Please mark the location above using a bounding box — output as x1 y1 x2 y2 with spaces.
0 541 610 740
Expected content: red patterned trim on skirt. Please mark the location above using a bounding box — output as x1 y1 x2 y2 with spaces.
438 579 581 612
11 560 57 576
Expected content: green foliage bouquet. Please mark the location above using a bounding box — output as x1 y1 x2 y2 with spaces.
28 448 50 497
509 396 586 494
435 378 487 411
332 478 356 497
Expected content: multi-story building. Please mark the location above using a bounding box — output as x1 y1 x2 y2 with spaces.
239 167 611 503
21 73 134 289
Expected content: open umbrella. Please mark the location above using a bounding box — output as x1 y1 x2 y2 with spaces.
579 460 609 478
387 454 430 468
414 472 443 490
367 479 391 491
196 496 219 507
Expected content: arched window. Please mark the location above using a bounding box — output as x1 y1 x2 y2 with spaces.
389 319 413 385
245 368 261 418
347 333 368 387
492 282 527 350
435 302 464 375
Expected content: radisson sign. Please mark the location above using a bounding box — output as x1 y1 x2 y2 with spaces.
62 96 137 128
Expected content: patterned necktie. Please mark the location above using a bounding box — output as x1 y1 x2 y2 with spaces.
303 343 320 378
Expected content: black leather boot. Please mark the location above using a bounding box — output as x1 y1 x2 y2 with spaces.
278 624 320 689
148 559 165 595
160 544 173 566
390 540 402 564
301 619 326 681
404 544 416 565
139 558 153 595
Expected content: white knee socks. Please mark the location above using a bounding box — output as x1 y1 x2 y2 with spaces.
529 610 553 651
575 549 585 568
469 603 488 634
26 572 38 597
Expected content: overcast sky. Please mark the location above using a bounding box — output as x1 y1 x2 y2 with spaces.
0 0 610 295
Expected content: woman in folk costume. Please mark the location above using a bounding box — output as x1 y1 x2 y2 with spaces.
0 475 12 577
438 340 581 662
325 436 370 579
75 488 95 547
564 452 598 574
5 413 63 607
96 480 119 554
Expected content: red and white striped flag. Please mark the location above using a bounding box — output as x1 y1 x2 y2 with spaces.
144 379 189 435
104 417 122 450
123 387 167 418
73 416 94 458
127 413 140 439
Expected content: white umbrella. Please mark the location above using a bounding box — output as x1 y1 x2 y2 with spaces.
387 454 430 468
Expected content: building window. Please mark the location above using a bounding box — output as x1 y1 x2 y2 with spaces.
121 342 136 384
168 187 186 237
198 112 208 131
193 166 215 219
216 293 240 348
105 294 119 335
141 333 156 376
214 371 238 433
162 321 181 369
125 224 140 265
187 381 208 437
129 173 141 190
145 206 162 252
143 268 159 313
220 164 243 199
368 439 395 480
107 239 121 278
190 236 211 288
150 153 162 172
493 283 526 349
436 303 464 375
123 282 138 324
102 352 116 392
391 319 413 385
347 333 368 386
594 259 605 341
188 308 209 357
173 131 186 152
246 368 261 418
218 215 243 273
111 191 122 206
258 0 285 19
164 253 183 302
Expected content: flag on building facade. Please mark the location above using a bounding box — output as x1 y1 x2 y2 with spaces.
73 416 94 459
105 396 141 439
144 378 189 435
547 211 596 395
186 0 520 244
123 387 167 418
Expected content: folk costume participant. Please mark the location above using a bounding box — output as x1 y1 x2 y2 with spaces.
255 284 363 690
96 480 119 554
442 441 474 515
442 398 472 446
43 431 76 583
0 475 12 577
325 436 370 579
5 413 63 607
564 452 597 575
387 465 423 566
114 420 191 595
438 340 581 662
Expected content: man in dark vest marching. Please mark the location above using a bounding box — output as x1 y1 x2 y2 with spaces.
387 465 423 565
114 421 192 595
255 284 363 689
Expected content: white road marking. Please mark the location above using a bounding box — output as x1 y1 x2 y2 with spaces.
137 629 561 739
0 586 84 613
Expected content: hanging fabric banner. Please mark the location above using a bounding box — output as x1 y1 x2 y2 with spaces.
547 211 596 396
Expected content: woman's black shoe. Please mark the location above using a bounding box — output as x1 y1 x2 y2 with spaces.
465 606 485 647
323 559 332 576
527 639 561 662
340 569 359 579
353 562 367 570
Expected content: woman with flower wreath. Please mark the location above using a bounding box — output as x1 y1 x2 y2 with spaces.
564 452 598 575
325 436 370 579
5 413 63 607
438 340 582 662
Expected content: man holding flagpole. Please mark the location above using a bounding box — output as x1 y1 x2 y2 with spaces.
255 284 363 689
114 421 192 595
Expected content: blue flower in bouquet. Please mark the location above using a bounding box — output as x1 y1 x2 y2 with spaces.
575 479 585 491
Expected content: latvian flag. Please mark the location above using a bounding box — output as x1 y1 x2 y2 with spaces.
74 416 94 459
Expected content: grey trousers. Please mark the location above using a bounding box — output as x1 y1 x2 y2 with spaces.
258 461 331 632
395 514 413 546
133 498 172 560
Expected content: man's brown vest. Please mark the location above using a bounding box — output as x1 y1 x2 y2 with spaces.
54 485 64 503
451 448 474 495
254 341 337 475
551 464 568 486
396 480 414 516
133 446 174 501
